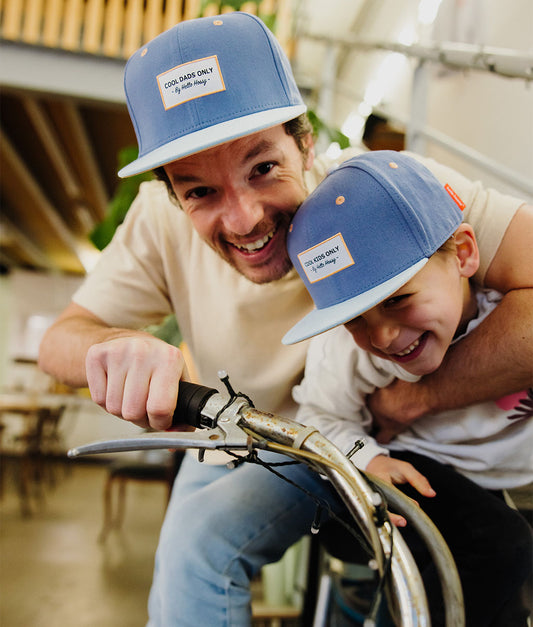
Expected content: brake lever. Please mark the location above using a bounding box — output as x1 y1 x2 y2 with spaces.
68 422 252 458
68 376 253 458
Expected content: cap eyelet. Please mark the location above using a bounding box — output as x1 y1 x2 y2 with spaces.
213 20 223 26
141 48 148 57
388 161 399 169
336 195 345 205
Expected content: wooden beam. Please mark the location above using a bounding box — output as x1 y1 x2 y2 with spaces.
22 96 84 203
0 43 126 104
48 100 109 221
0 128 86 273
0 215 57 271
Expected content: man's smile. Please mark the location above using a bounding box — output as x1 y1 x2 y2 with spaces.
233 227 277 253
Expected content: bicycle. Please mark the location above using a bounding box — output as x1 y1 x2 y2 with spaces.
68 373 464 627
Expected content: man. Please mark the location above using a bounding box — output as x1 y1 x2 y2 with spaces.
39 13 532 626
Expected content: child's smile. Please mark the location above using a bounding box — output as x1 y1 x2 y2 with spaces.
344 248 477 376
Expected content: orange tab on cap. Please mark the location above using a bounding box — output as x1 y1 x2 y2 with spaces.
444 184 465 210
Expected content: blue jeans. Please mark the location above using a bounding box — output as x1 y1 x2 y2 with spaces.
147 450 342 626
147 450 532 626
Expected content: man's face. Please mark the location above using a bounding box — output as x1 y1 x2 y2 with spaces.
164 125 314 284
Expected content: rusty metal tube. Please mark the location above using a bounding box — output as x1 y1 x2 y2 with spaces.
239 407 431 626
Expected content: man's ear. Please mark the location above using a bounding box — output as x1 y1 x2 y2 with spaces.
303 133 315 171
454 223 479 278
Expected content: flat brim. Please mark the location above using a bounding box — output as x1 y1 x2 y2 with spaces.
282 259 428 345
118 104 307 177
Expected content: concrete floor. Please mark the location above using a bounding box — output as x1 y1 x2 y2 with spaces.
0 457 303 627
2 456 530 626
0 459 166 627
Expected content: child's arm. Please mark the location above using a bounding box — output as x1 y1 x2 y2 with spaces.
293 326 392 459
293 328 436 527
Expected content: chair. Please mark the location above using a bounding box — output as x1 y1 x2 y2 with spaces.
13 404 67 515
98 449 183 542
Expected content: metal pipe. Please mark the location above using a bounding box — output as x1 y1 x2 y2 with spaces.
240 407 433 626
300 33 533 81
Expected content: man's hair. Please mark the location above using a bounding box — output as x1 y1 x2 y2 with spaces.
153 113 314 204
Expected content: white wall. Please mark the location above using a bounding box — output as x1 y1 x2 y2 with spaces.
1 268 143 456
423 0 533 197
324 0 533 201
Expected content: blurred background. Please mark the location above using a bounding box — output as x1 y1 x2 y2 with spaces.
0 1 532 625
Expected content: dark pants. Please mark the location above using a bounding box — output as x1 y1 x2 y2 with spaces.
390 451 532 626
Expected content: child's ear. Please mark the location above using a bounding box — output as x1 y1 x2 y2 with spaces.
454 223 479 278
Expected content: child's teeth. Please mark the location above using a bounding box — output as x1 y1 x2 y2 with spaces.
396 338 420 357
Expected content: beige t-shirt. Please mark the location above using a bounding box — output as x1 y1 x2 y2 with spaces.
73 150 522 418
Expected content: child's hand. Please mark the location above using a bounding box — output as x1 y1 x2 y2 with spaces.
365 454 436 527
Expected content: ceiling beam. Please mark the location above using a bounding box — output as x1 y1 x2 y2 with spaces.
22 95 84 203
0 214 57 271
0 127 86 273
0 41 126 104
48 99 109 220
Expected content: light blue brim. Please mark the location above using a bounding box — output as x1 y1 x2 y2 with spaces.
119 104 307 177
282 259 428 345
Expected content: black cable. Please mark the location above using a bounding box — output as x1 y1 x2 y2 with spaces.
225 449 374 557
225 450 395 623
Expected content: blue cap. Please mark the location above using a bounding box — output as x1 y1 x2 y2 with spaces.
118 12 306 177
282 151 464 345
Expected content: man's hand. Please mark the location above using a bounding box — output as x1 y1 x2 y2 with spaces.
86 334 186 431
38 302 190 432
366 454 436 527
366 378 431 443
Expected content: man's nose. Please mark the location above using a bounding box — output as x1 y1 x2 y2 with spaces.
221 189 265 235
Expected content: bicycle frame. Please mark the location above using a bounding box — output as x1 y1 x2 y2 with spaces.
68 379 464 627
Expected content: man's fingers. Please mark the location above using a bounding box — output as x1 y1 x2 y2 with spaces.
146 347 183 430
85 351 108 409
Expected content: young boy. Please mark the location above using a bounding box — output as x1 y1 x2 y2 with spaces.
282 151 533 625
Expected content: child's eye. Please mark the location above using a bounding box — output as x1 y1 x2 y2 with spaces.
384 294 411 308
344 317 364 332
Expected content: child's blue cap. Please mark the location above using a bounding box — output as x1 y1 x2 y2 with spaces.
118 12 306 177
282 151 465 345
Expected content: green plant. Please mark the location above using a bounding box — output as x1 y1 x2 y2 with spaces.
90 146 153 251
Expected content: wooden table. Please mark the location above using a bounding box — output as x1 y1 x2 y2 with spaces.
0 393 71 515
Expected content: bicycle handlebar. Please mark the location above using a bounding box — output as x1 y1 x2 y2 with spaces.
68 375 464 627
173 380 219 428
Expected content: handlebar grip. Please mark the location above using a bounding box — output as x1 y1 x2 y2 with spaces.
173 380 219 428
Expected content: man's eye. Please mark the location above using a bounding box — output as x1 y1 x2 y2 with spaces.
186 186 212 199
251 162 275 178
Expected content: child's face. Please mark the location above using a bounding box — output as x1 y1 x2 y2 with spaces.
344 251 475 376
